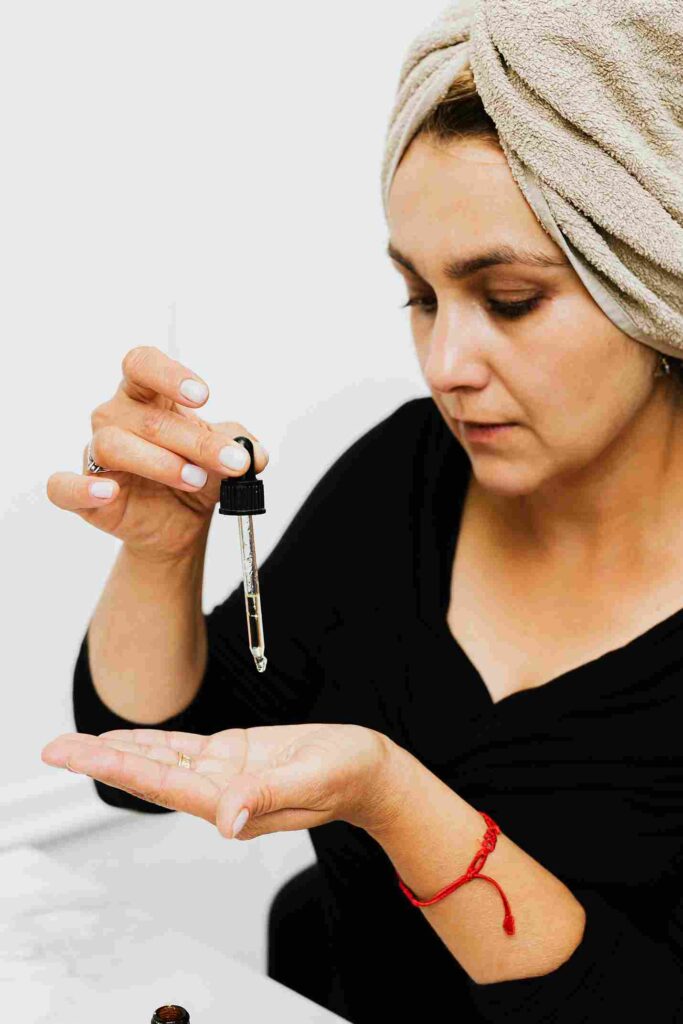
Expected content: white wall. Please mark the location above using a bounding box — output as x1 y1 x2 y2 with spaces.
4 5 461 1003
3 0 450 843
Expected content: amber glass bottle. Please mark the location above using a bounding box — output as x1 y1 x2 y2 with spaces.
150 1006 190 1023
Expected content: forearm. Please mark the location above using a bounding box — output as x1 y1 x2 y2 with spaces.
367 741 586 986
87 532 210 724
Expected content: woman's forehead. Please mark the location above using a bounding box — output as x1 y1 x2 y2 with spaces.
389 140 539 234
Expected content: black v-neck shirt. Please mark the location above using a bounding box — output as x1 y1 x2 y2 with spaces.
73 396 683 1022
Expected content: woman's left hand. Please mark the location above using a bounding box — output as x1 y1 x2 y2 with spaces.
40 722 401 840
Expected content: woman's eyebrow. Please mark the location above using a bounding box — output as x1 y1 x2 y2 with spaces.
386 241 570 280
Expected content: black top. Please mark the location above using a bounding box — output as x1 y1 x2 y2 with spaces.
73 396 683 1023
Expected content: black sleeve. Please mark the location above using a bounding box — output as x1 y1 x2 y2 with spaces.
73 397 424 813
465 884 683 1021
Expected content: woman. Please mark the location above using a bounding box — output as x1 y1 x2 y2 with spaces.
43 2 683 1021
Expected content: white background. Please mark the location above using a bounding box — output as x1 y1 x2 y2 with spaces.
1 0 450 989
1 0 455 797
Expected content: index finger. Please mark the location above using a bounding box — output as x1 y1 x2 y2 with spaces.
118 345 210 407
98 727 207 756
44 733 219 821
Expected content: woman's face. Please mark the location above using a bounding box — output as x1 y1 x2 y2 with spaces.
387 135 664 499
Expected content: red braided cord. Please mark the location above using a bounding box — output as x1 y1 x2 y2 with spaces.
395 810 516 935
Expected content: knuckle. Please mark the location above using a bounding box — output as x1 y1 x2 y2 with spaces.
141 405 170 441
93 424 120 461
194 427 215 465
90 401 111 430
258 780 277 816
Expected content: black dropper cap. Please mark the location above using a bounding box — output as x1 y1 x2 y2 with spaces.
219 436 266 516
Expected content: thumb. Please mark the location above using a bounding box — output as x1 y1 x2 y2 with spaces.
215 763 326 841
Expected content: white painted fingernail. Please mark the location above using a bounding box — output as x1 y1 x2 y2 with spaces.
90 481 115 498
219 446 249 470
181 464 208 487
179 379 209 403
232 808 249 837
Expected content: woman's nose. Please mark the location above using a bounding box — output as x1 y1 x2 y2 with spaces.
421 320 488 392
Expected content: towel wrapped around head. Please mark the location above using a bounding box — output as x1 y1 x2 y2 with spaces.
380 0 683 360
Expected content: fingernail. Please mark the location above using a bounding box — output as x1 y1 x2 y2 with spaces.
181 464 208 487
219 446 249 470
66 762 83 774
179 379 209 403
90 481 115 498
232 808 249 837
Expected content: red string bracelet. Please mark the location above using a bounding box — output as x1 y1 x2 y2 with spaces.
395 810 516 936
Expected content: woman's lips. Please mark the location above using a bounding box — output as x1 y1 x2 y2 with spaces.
459 422 518 442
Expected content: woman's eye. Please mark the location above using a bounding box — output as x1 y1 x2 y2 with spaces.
400 295 543 320
400 295 438 315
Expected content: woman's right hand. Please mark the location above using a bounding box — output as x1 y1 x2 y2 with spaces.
46 345 269 564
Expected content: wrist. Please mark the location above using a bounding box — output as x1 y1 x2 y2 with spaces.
362 735 424 841
122 536 207 571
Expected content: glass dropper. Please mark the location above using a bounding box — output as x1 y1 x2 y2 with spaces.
219 436 267 673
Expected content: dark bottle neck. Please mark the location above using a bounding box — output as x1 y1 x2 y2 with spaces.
151 1006 190 1023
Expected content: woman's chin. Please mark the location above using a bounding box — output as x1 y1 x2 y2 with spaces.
469 459 542 499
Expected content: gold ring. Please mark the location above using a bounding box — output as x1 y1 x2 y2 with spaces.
177 751 193 769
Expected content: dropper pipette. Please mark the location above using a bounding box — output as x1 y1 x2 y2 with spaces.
218 436 267 673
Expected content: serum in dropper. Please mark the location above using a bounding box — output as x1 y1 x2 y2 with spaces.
219 436 267 673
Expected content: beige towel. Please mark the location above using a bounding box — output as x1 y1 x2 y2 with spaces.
381 0 683 359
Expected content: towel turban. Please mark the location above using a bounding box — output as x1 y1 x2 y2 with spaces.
380 0 683 360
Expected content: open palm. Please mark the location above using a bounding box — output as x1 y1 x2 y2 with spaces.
41 721 391 840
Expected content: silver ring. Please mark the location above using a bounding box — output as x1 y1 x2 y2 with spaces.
177 751 193 769
87 441 109 474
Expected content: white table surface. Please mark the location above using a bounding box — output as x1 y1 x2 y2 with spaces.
1 846 348 1024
